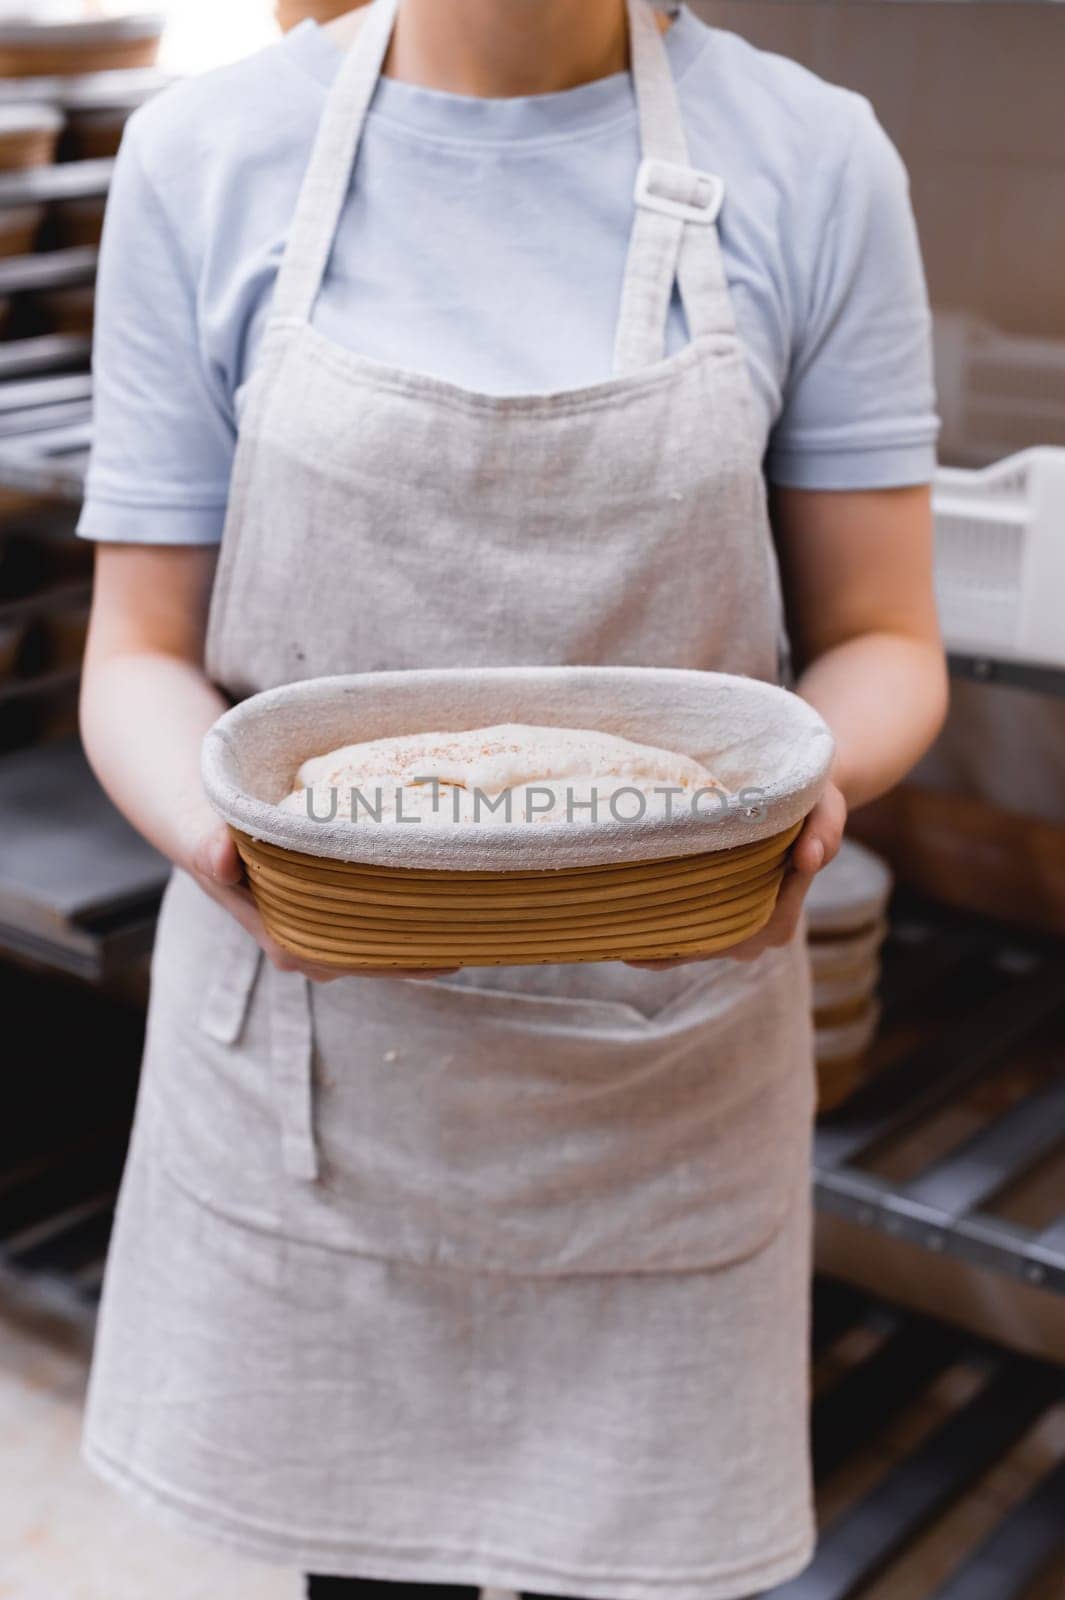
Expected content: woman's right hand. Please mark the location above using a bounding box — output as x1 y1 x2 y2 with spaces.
190 818 458 984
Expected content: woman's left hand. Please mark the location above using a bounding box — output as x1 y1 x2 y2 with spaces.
626 779 848 970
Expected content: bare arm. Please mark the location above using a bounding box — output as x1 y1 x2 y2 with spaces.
774 482 949 812
633 484 948 968
80 544 228 872
734 482 947 958
79 544 452 980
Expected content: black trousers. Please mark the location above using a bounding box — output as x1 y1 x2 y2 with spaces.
305 1581 581 1600
305 1580 761 1600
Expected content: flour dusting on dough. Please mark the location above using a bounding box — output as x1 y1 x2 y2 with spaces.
279 723 721 826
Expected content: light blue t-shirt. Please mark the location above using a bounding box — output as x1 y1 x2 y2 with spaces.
77 5 940 546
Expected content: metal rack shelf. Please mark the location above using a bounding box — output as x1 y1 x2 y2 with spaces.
0 157 113 209
948 652 1065 698
767 1280 1065 1599
0 332 91 383
0 366 93 499
0 579 90 624
815 897 1065 1295
0 245 97 298
0 737 167 980
0 663 80 707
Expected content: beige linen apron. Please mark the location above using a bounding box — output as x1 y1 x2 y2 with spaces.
83 2 818 1593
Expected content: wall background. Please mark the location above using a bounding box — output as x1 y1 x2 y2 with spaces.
155 0 277 71
692 5 1065 860
694 1 1065 339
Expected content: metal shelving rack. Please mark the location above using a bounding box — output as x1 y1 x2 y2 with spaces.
0 158 110 498
0 153 161 974
813 625 1065 1299
768 1281 1065 1599
815 895 1065 1295
948 652 1065 699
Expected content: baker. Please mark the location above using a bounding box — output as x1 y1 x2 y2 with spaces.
78 1 947 1596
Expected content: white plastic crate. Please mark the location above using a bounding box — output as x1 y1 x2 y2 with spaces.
934 311 1065 466
933 447 1065 666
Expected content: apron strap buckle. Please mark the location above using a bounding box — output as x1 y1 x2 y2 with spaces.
634 158 725 226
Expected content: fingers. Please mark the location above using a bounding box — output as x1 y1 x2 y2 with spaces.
791 783 847 878
192 821 244 888
202 880 266 938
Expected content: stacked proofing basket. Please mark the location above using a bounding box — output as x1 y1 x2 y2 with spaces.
202 667 836 970
805 838 894 1110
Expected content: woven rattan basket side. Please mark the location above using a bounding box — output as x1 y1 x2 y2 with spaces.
232 817 803 968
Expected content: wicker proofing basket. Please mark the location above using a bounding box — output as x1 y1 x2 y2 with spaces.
0 104 63 171
0 202 44 256
0 16 164 78
202 666 835 970
815 998 882 1112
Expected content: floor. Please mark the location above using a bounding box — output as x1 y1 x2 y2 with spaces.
0 1270 296 1600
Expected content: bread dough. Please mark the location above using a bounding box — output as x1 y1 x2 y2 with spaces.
279 722 721 826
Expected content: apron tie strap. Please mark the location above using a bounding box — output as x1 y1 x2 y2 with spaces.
613 0 735 374
198 915 263 1044
268 968 320 1182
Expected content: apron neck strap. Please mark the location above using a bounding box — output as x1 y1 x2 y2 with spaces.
629 0 688 165
613 0 735 373
269 0 398 329
269 0 734 362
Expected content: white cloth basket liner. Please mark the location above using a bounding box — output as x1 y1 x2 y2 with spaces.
202 666 835 872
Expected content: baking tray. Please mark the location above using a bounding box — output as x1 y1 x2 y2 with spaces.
0 156 112 207
0 736 167 978
815 892 1065 1296
0 244 96 297
948 651 1065 699
0 359 91 497
765 1280 1065 1599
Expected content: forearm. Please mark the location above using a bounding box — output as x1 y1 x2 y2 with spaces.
795 630 948 811
80 649 227 871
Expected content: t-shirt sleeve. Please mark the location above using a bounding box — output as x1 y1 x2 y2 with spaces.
765 96 940 491
76 115 234 544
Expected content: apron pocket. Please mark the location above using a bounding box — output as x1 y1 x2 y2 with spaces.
277 940 815 1276
147 873 814 1276
427 958 727 1023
